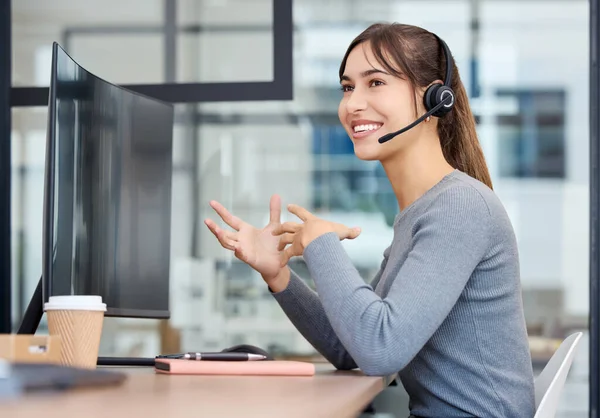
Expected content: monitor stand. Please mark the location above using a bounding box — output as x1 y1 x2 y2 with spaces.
18 277 156 367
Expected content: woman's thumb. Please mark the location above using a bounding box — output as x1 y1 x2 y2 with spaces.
347 226 361 239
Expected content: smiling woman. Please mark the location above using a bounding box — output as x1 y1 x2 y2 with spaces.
337 23 492 195
205 22 535 418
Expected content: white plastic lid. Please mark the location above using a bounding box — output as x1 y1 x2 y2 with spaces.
44 295 107 312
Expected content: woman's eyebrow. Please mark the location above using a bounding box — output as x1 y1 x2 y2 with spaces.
340 68 390 82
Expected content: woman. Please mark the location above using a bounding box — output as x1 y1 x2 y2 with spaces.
205 22 535 418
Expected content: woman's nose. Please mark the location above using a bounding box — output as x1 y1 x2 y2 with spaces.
345 89 367 113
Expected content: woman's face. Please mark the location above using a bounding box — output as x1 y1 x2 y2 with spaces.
338 41 424 162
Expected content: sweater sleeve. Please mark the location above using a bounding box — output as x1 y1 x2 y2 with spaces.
270 247 391 370
302 187 491 376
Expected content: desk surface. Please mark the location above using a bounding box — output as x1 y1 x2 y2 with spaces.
0 363 394 418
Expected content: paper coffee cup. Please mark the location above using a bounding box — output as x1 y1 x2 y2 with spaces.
44 296 106 369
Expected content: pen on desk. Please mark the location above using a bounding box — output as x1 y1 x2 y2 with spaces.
156 352 267 361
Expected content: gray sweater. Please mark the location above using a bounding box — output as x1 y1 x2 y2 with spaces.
272 170 535 418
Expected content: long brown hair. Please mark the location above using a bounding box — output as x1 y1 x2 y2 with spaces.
339 22 493 189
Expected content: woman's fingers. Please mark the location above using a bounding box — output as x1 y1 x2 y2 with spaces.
204 219 238 250
343 226 362 240
216 227 238 250
277 233 295 251
280 245 299 267
206 200 245 251
272 221 301 236
287 204 315 222
209 200 243 231
269 194 281 225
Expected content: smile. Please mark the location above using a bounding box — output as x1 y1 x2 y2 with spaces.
352 123 383 139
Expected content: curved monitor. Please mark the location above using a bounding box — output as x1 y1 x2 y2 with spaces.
42 42 173 318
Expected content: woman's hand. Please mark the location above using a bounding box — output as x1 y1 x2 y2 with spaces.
204 195 285 285
272 204 361 266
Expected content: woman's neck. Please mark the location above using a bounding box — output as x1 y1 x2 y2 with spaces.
381 138 455 211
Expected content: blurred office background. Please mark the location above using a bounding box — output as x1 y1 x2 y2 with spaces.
9 0 589 416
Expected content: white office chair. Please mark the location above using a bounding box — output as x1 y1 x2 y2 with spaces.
533 331 583 418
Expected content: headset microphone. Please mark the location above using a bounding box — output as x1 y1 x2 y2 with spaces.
378 94 453 144
378 33 456 145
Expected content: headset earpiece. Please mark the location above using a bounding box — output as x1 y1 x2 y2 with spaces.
424 83 455 117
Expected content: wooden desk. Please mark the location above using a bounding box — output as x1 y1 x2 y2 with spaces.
0 363 395 417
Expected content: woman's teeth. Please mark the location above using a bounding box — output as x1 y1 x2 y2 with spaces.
354 124 382 133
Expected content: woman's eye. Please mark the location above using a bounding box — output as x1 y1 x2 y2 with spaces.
340 80 382 92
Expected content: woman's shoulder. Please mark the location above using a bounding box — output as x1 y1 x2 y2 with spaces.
398 170 512 233
400 171 517 257
444 170 506 214
402 170 509 227
422 170 513 232
416 170 489 213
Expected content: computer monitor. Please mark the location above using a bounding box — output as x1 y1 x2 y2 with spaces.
18 42 174 336
43 42 174 318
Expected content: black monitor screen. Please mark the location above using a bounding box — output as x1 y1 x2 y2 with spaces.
42 43 173 318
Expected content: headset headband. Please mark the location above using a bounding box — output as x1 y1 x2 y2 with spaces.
433 34 453 88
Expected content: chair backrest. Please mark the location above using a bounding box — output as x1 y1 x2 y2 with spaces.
533 332 583 418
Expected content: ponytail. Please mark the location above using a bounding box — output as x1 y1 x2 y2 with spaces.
438 71 493 189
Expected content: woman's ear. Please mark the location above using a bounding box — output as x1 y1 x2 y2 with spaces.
418 80 444 99
424 79 444 91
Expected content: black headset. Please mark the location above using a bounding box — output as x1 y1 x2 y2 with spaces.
378 33 456 144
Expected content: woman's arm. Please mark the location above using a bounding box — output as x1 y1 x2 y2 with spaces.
302 187 491 376
271 248 390 370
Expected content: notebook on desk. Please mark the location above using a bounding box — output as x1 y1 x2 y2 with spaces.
154 359 315 376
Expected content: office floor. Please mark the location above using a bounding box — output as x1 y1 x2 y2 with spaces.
362 332 590 418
